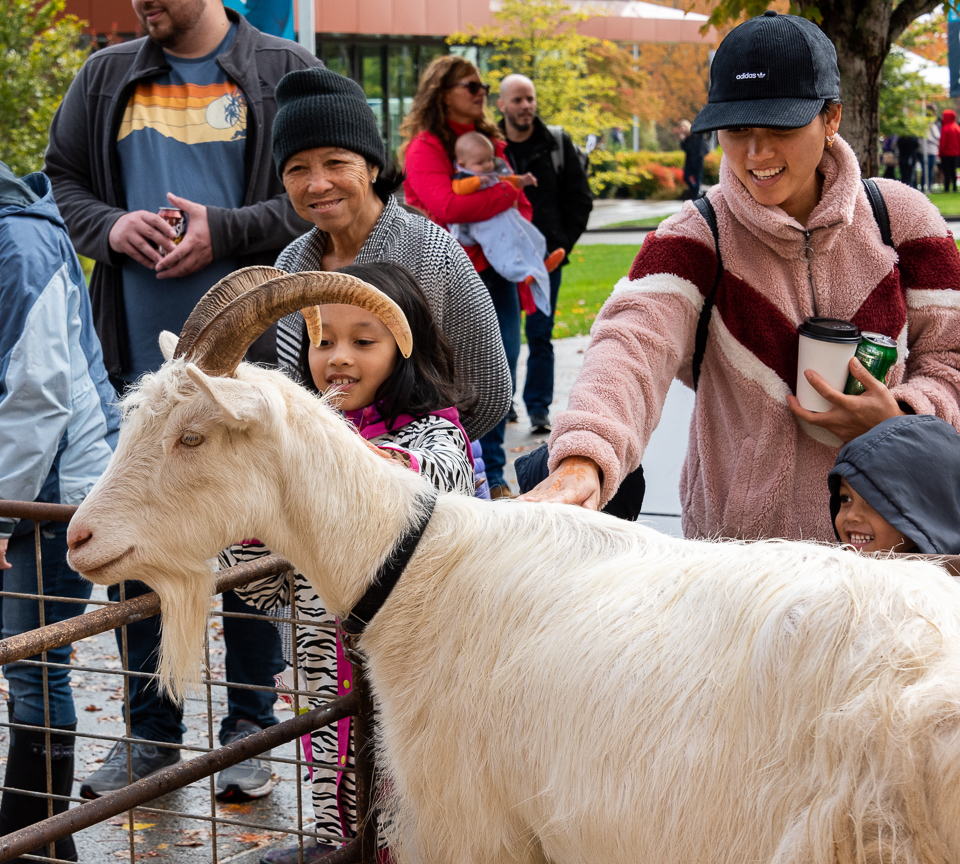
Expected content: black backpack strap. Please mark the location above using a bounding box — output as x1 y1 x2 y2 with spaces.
691 195 721 392
862 178 894 249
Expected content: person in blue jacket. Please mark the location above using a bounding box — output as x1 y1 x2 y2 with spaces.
0 161 119 861
829 414 960 555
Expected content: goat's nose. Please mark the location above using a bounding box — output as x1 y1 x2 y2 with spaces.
66 519 92 551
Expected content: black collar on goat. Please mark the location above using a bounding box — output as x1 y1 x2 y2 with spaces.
340 490 438 637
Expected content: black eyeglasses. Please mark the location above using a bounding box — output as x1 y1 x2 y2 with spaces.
454 81 491 96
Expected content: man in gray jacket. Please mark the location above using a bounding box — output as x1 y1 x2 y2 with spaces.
45 0 321 802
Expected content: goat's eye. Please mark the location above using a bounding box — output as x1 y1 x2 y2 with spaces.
180 431 203 447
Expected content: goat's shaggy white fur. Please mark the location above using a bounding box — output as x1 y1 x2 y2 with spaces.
69 360 960 864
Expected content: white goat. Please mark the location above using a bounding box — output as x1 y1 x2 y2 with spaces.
67 271 960 864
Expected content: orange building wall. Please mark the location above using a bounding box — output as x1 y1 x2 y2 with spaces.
67 0 712 43
68 0 140 35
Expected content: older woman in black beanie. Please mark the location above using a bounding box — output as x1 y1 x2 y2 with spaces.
270 67 511 445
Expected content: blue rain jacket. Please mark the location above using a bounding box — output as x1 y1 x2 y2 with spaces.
0 167 119 537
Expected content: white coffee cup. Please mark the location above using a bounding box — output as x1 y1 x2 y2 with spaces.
796 318 861 412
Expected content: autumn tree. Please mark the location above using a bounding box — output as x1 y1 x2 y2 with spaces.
0 0 87 176
448 0 654 146
879 45 944 137
701 0 946 177
635 42 711 138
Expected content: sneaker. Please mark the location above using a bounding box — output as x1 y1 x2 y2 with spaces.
80 739 181 799
529 413 552 435
506 402 519 424
259 840 338 864
489 483 517 500
215 719 275 801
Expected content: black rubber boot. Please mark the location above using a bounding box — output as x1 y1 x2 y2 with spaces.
0 711 78 862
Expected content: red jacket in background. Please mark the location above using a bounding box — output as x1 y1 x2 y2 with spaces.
403 119 533 272
939 109 960 157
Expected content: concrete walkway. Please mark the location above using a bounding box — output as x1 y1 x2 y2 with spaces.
504 335 692 538
587 198 684 230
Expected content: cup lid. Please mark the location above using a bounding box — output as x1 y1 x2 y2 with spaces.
798 317 861 344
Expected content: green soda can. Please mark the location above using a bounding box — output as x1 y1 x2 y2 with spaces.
843 332 897 395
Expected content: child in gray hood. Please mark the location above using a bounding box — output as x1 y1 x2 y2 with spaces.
828 414 960 555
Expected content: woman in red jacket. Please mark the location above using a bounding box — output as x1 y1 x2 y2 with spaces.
938 109 960 192
400 56 534 499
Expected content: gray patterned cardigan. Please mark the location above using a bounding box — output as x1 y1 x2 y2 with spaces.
274 195 511 440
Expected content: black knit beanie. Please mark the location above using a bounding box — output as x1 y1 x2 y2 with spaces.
272 68 386 177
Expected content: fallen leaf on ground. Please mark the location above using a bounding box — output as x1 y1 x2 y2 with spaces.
235 832 278 844
218 802 254 814
174 829 207 847
84 705 102 712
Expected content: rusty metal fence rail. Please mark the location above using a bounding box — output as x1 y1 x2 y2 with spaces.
0 501 379 864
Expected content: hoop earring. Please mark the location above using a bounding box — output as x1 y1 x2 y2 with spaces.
825 134 836 149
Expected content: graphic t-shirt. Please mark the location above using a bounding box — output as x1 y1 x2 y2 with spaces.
117 23 245 381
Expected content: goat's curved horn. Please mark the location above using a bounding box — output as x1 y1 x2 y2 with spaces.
185 271 413 377
175 266 287 359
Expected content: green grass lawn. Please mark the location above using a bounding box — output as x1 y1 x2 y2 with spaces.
927 191 960 217
601 215 670 229
548 244 639 338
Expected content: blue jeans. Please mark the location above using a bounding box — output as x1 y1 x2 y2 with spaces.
477 266 521 488
924 153 938 190
108 581 284 745
1 522 92 727
523 268 563 417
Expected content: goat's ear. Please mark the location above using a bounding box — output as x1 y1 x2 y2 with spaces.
159 331 178 362
185 364 268 426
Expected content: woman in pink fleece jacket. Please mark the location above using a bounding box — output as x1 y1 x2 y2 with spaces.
525 11 960 543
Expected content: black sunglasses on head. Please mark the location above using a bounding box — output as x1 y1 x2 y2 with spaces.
454 81 491 96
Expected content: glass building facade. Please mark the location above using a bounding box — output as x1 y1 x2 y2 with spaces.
318 37 448 162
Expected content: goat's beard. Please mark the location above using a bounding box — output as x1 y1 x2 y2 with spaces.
150 563 215 704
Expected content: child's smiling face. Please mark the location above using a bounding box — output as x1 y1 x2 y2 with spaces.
835 478 915 554
308 304 399 412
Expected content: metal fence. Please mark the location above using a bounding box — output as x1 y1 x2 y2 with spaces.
0 500 378 864
0 500 958 863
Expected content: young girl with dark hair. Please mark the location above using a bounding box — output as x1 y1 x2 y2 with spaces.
226 261 476 864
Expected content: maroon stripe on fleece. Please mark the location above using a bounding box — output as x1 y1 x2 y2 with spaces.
851 268 906 338
898 236 960 293
713 271 800 391
628 233 716 295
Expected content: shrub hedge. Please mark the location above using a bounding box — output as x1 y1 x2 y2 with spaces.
588 148 721 199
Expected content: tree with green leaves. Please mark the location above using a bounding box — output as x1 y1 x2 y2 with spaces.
879 45 943 138
703 0 946 177
448 0 653 148
0 0 87 176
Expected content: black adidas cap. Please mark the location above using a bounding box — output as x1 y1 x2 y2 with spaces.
690 11 840 134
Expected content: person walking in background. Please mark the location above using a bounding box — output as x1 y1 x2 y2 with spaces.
497 74 593 435
881 135 898 180
0 162 120 862
922 111 941 192
44 0 321 801
401 56 533 498
938 109 960 193
897 133 919 188
677 119 709 199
